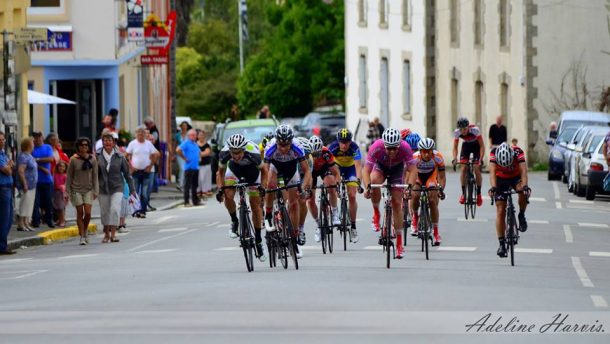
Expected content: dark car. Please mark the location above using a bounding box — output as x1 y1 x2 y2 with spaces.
294 112 346 145
546 111 610 181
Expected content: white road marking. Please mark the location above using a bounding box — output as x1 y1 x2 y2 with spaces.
58 254 99 259
457 218 488 222
514 248 553 254
578 223 609 228
571 257 594 288
363 246 382 250
569 199 593 204
218 224 231 228
153 215 177 225
483 195 546 202
215 247 239 251
0 258 33 264
555 202 562 209
563 225 573 243
528 220 550 225
206 221 221 227
158 227 188 233
553 182 560 200
356 218 364 222
13 270 48 279
436 246 477 252
126 228 200 252
134 249 177 254
591 295 608 308
589 251 610 258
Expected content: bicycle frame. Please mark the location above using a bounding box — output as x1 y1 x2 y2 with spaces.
411 186 441 260
456 158 477 219
266 183 302 270
222 182 259 272
370 182 409 269
338 181 352 250
492 188 526 267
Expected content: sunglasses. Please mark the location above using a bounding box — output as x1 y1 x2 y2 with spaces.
229 149 244 155
278 141 291 147
385 146 398 151
79 143 89 147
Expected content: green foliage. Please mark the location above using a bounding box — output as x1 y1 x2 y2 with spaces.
532 162 549 171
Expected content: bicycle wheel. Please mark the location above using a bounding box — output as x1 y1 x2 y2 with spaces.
281 206 298 270
402 199 410 246
469 177 477 219
507 212 516 267
465 179 473 220
276 211 289 270
290 237 299 270
385 204 393 269
320 203 328 254
267 234 276 268
341 198 348 251
422 204 430 261
239 202 254 272
327 206 334 254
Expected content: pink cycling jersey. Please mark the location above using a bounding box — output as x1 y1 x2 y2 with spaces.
365 139 416 170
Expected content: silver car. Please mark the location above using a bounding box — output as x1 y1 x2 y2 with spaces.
575 131 609 200
567 126 606 193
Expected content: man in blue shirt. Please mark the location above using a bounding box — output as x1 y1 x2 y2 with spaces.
0 131 16 254
31 131 55 228
176 129 201 207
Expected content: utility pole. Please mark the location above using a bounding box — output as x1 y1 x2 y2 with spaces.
238 0 244 74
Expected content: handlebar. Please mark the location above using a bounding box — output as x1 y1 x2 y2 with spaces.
315 184 338 189
369 183 411 189
221 182 261 191
266 183 303 194
490 188 531 206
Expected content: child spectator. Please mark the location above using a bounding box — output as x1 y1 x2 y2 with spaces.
53 161 69 227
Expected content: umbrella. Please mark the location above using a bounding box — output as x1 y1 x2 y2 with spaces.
27 90 76 105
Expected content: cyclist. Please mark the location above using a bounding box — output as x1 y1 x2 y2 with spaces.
410 138 446 246
259 131 274 157
307 135 341 243
294 137 314 245
327 128 362 243
216 134 268 262
363 128 418 259
488 142 531 258
404 132 421 153
263 125 312 259
452 117 485 207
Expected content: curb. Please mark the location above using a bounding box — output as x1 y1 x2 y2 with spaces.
8 224 97 250
157 200 184 211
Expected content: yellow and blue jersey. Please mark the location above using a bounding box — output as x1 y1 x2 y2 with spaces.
327 140 362 168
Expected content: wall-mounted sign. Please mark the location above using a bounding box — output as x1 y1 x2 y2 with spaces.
126 0 144 43
143 11 176 55
141 55 168 65
32 30 72 51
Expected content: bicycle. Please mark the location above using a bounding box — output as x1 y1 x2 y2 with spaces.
402 197 411 246
221 182 261 272
454 157 477 220
410 186 443 260
316 184 337 254
266 183 302 270
491 188 529 267
337 179 364 251
370 182 410 269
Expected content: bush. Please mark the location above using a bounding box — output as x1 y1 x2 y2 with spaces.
532 162 549 171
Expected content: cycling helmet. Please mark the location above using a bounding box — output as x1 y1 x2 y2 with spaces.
226 134 247 149
309 135 323 153
457 117 470 128
275 124 294 143
400 128 411 140
337 128 353 142
295 137 312 155
264 131 275 140
495 143 514 167
418 137 435 151
405 132 421 151
382 128 401 147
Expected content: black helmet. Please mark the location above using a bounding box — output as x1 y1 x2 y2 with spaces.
275 124 294 143
337 128 353 142
457 117 470 128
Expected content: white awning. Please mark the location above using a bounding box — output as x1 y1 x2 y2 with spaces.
28 90 76 105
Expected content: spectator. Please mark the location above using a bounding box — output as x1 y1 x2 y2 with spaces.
548 121 558 142
602 129 610 165
176 129 201 207
196 130 213 197
127 126 160 218
257 105 271 119
102 109 118 133
67 138 99 245
46 133 69 175
97 129 134 243
16 138 37 232
512 138 519 146
145 117 161 194
373 117 385 136
31 131 55 229
116 138 130 233
488 116 508 150
0 131 15 255
366 121 380 150
52 161 69 228
174 121 191 190
145 129 157 211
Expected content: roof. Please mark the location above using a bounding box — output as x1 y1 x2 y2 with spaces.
560 111 610 121
224 118 278 129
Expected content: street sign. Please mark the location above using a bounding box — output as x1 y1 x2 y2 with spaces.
141 55 168 65
14 28 48 43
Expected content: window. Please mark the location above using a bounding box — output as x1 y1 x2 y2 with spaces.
475 81 483 127
380 57 390 126
451 78 459 126
358 0 366 24
500 83 509 124
403 60 411 114
31 0 61 6
28 0 65 15
499 0 510 47
474 0 483 46
359 55 368 109
450 0 459 44
402 0 411 28
379 0 388 27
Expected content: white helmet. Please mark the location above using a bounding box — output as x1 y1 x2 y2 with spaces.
382 128 401 147
495 143 514 167
226 134 247 149
295 137 312 155
418 137 435 151
309 135 323 153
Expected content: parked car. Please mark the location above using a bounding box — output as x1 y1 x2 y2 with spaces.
546 110 610 181
294 112 346 145
217 118 279 149
564 126 599 191
568 127 607 193
575 131 610 200
280 117 303 128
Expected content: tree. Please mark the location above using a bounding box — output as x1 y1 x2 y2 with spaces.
176 0 195 46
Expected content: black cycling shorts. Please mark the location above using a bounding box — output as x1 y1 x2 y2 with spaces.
494 176 521 202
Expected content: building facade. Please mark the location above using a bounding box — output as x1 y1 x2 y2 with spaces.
345 0 436 141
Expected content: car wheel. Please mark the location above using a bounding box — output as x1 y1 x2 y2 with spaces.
562 174 568 184
567 178 574 193
585 183 596 201
576 181 586 197
548 170 557 181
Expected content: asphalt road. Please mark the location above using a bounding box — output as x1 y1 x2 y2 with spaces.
1 172 609 343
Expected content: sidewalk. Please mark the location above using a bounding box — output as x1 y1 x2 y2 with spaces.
7 184 188 251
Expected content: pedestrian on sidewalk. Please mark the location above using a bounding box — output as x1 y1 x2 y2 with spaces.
0 131 16 255
488 116 508 151
97 130 134 243
16 138 37 232
176 129 201 207
144 117 161 193
145 128 157 211
67 138 99 245
127 126 160 218
46 133 69 177
52 161 69 228
196 130 213 197
174 121 191 190
31 131 55 229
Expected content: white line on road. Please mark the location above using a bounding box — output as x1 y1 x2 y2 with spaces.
555 202 562 209
126 228 200 252
528 220 550 225
218 224 231 228
457 218 489 222
215 247 239 251
578 223 609 228
356 218 364 222
514 248 553 254
134 249 177 254
564 225 573 243
483 195 546 202
158 227 188 233
591 295 608 308
13 270 48 279
363 246 382 250
589 251 610 258
571 257 594 288
206 221 221 227
153 215 177 225
553 182 560 200
0 258 33 264
436 246 477 252
58 254 99 259
569 199 593 204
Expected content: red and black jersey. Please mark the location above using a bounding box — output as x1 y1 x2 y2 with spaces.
490 146 526 179
312 147 335 172
453 125 481 143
